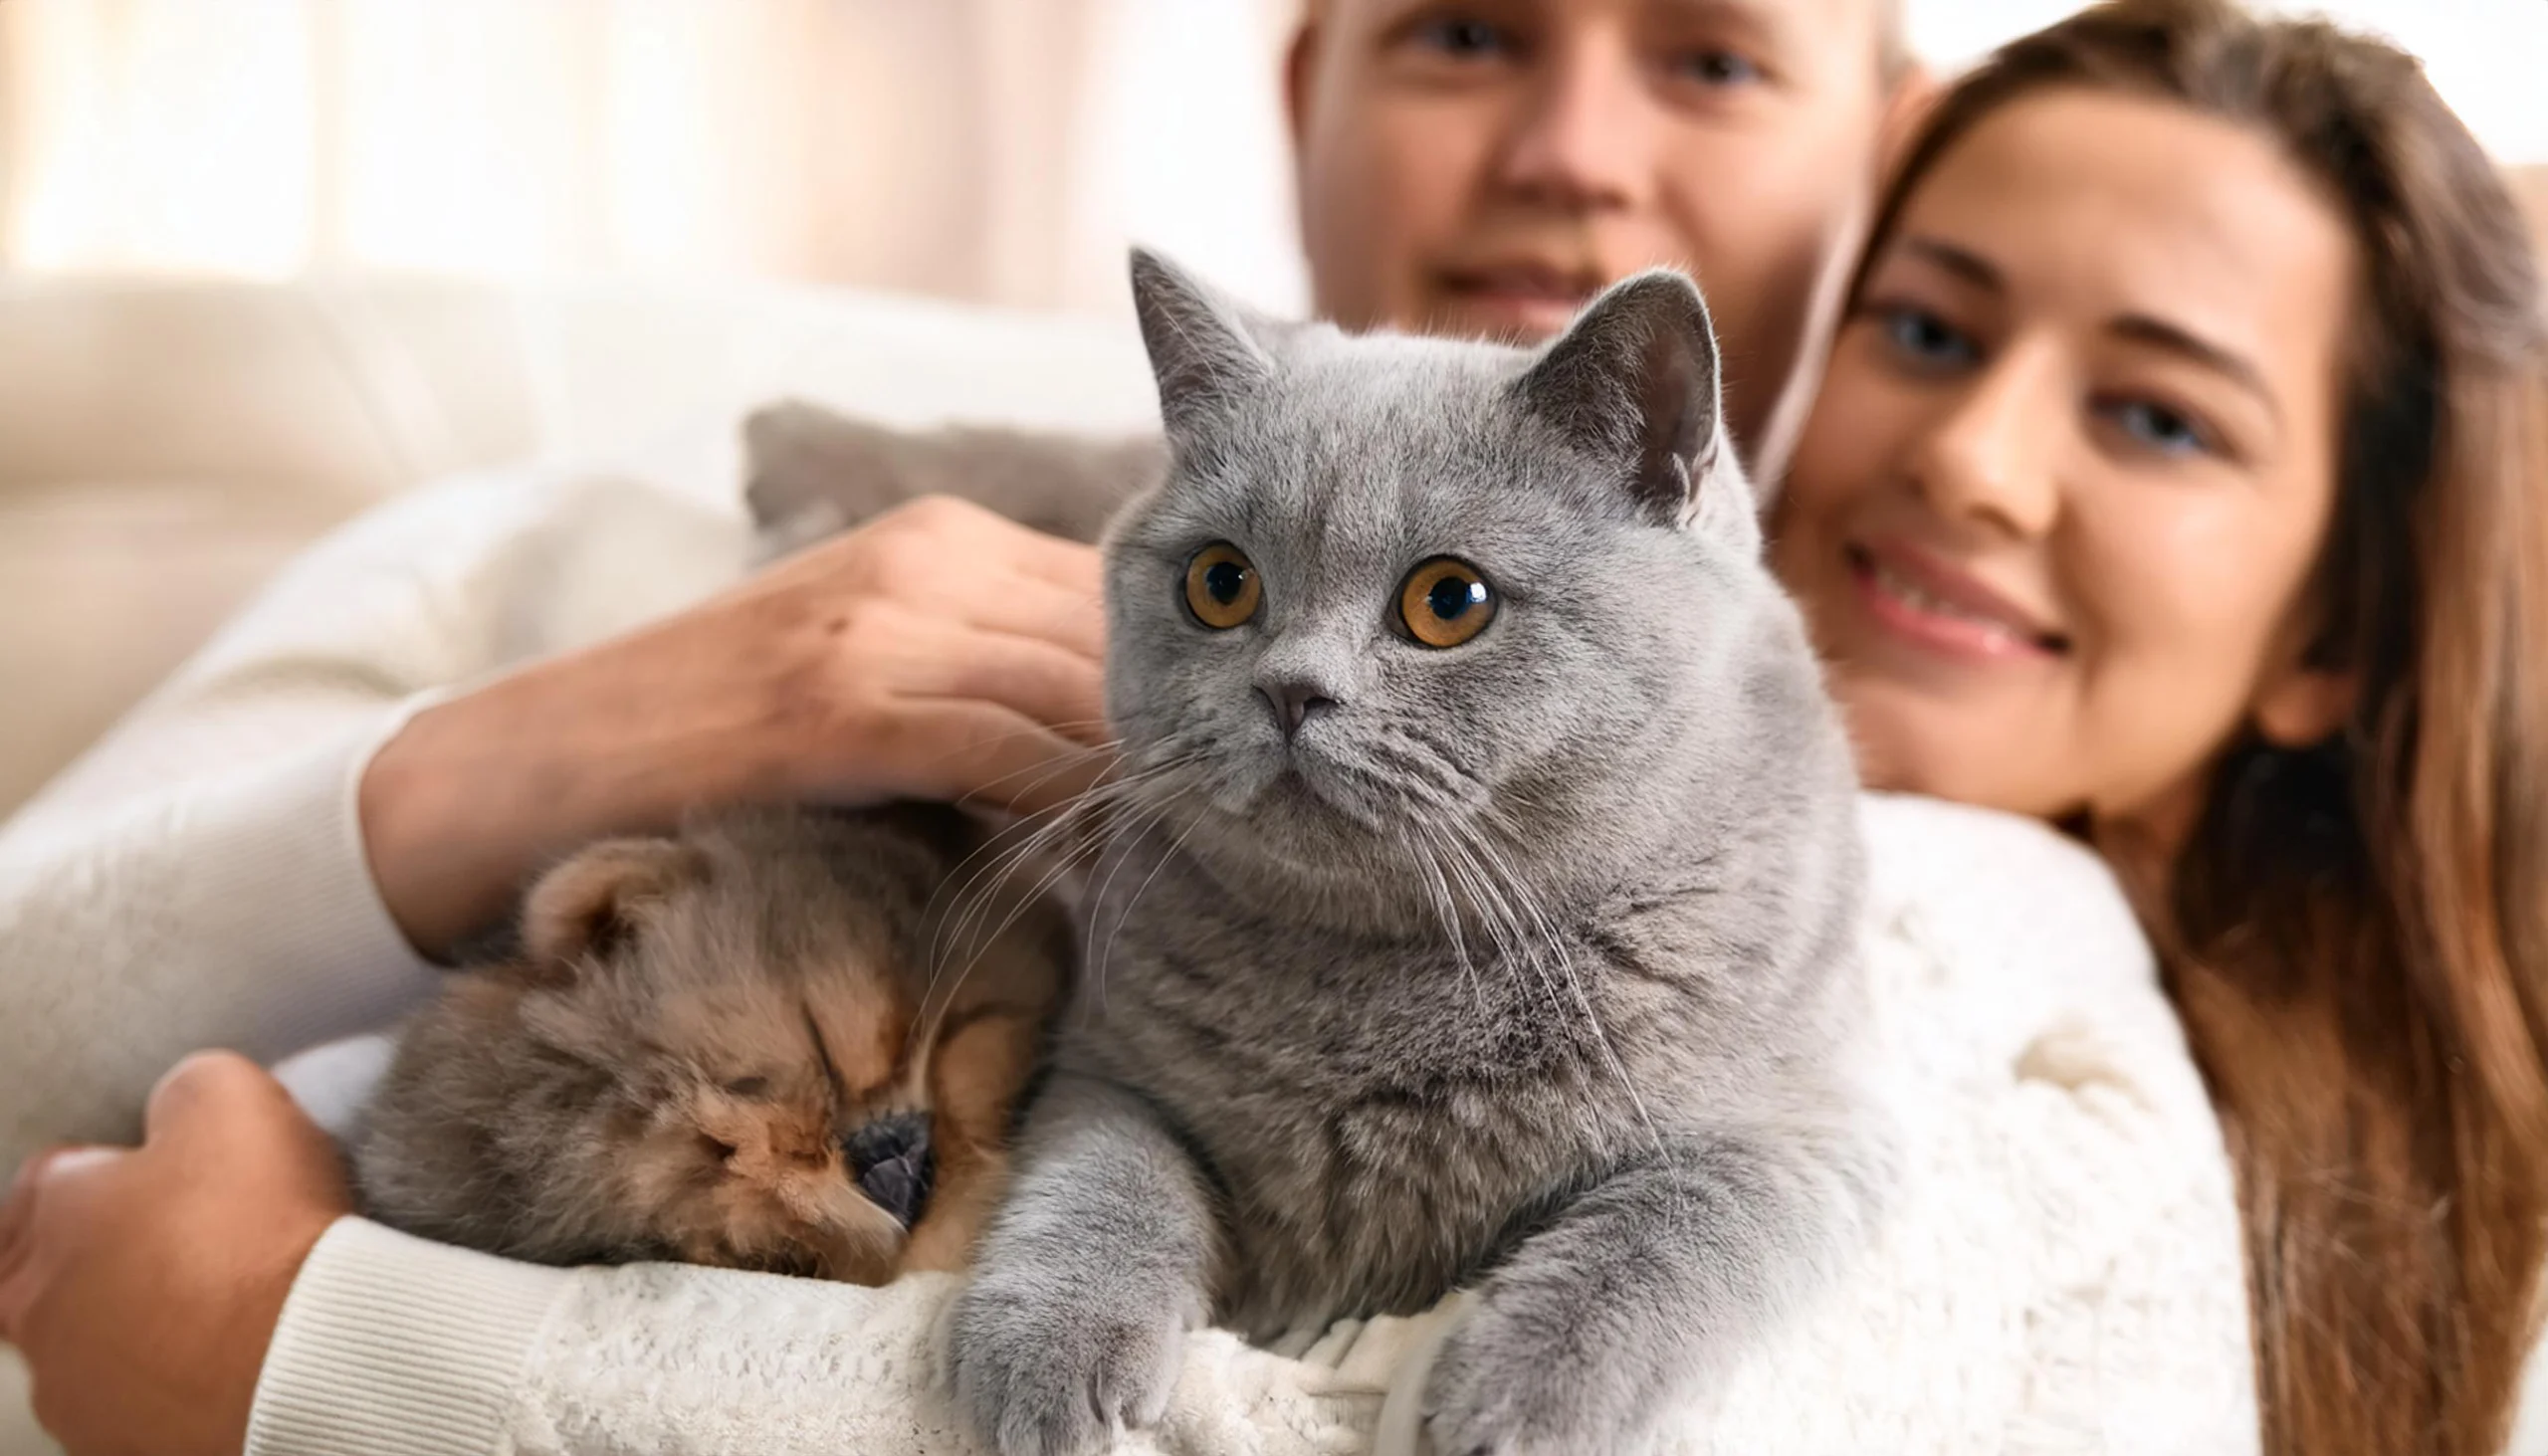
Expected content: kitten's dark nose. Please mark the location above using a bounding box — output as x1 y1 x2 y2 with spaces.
842 1113 934 1229
1258 680 1337 740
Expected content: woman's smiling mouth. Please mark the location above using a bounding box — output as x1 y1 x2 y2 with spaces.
1844 540 2070 663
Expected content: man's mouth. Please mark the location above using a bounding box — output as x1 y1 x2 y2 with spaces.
1434 263 1604 337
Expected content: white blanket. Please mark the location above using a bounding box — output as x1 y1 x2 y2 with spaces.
271 793 2259 1456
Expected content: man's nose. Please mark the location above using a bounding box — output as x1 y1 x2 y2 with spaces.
1491 32 1654 213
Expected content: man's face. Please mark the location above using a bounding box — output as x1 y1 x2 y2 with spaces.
1290 0 1894 453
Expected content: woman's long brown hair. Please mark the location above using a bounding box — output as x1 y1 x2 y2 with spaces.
1855 2 2548 1450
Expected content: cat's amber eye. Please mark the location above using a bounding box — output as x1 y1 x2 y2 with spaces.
1183 542 1262 629
1396 557 1497 648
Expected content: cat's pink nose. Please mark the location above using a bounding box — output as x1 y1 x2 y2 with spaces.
1258 681 1337 740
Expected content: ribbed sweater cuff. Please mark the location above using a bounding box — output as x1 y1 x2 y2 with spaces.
246 1217 571 1456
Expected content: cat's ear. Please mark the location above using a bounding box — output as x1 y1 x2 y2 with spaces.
517 837 700 983
1129 247 1276 437
1514 269 1739 527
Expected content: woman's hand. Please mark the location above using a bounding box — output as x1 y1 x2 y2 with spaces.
0 1053 350 1456
361 495 1114 958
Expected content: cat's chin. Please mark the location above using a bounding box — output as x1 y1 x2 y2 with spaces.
1166 788 1447 937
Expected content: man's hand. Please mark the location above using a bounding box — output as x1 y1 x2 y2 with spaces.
362 495 1114 958
0 1053 350 1456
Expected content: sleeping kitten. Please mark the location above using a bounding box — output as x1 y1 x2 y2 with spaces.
896 252 1889 1456
353 802 1068 1283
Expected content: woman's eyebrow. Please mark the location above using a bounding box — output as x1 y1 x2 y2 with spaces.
2107 313 2281 425
1895 236 2004 292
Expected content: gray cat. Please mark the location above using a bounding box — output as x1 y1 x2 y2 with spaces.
820 252 1889 1456
743 256 1885 1448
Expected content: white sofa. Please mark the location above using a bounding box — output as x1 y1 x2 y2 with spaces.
0 269 1170 1456
0 271 1168 824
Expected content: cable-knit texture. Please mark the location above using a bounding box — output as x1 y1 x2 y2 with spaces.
258 799 2266 1456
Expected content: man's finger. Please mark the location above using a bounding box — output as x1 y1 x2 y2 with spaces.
0 1149 53 1277
877 702 1115 815
947 572 1108 666
881 630 1112 748
988 523 1107 599
0 1145 105 1331
141 1050 275 1144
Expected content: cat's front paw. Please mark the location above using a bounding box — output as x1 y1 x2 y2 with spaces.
1420 1298 1651 1456
949 1269 1185 1456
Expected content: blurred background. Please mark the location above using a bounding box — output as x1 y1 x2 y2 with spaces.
3 0 2543 316
0 6 2543 1450
0 0 2541 826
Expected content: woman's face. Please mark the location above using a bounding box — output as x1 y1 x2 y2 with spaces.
1773 87 2363 832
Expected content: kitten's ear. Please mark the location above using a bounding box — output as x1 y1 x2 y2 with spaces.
518 837 700 982
1514 270 1737 526
1129 247 1275 437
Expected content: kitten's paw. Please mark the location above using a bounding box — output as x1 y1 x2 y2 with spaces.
949 1272 1184 1456
1419 1302 1647 1456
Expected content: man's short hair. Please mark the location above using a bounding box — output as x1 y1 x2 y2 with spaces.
1296 0 1917 92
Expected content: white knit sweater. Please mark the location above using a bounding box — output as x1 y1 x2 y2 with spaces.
0 422 2531 1455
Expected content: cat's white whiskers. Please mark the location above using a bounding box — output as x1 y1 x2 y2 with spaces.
1454 817 1673 1176
926 747 1195 949
1089 809 1209 1015
920 753 1204 1029
1437 819 1549 1007
920 829 1104 1044
951 729 1125 812
1434 821 1567 1051
918 781 1152 1021
924 807 1088 978
1076 794 1191 1016
1410 824 1490 1016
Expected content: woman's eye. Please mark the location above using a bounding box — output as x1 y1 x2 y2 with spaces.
1671 49 1761 87
1878 306 1978 369
1409 14 1515 62
1396 557 1498 649
2104 398 2214 457
1183 542 1262 629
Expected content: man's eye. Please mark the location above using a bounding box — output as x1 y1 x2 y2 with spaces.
1410 15 1515 61
1672 49 1762 87
1878 306 1978 368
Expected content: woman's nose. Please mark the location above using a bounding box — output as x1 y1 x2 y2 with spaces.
1905 346 2064 541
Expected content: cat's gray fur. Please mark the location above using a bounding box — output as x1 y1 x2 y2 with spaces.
750 252 1886 1455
